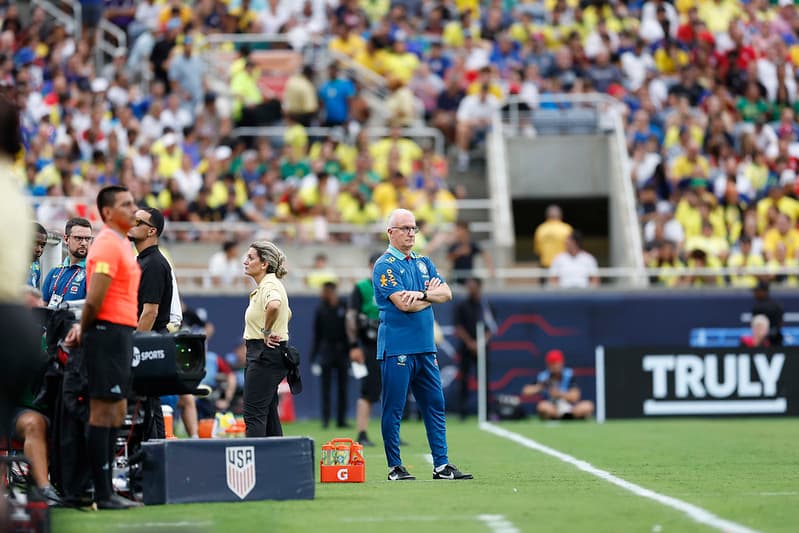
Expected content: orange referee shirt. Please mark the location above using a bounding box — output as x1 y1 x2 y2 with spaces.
86 227 141 327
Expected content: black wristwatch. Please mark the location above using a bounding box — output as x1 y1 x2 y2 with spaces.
421 290 428 301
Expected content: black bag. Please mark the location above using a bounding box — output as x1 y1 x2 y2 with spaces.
282 346 303 395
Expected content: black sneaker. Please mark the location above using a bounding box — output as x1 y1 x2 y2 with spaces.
433 464 473 480
96 494 142 510
387 465 416 481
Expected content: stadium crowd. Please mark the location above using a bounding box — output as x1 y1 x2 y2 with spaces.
4 0 799 285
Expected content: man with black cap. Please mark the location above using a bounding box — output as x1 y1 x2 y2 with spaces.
752 280 783 346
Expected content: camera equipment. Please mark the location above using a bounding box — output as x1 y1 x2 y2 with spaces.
132 332 206 397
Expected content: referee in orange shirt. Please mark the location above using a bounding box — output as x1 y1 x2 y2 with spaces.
65 185 142 509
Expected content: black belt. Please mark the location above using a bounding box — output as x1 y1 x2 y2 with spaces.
245 339 288 347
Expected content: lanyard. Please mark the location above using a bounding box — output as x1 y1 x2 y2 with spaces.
52 266 82 297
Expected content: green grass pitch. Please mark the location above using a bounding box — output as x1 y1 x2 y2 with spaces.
52 418 798 533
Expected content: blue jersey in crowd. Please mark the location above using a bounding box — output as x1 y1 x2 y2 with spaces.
318 78 356 124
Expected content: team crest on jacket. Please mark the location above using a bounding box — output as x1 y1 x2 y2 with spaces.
417 261 428 275
397 355 407 366
226 446 256 499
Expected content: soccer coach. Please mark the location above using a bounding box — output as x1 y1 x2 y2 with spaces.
373 208 473 481
65 185 141 509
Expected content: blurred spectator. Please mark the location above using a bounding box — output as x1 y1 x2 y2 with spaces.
311 281 350 429
455 83 499 172
447 220 494 284
318 63 356 128
208 240 242 288
282 65 318 127
752 280 784 345
548 231 599 288
533 204 572 269
306 252 338 289
454 277 496 419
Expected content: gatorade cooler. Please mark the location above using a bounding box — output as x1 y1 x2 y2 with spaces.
320 438 365 483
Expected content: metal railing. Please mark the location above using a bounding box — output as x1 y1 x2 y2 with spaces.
608 97 647 285
231 125 446 156
31 0 81 40
502 94 617 134
96 18 127 67
170 264 799 293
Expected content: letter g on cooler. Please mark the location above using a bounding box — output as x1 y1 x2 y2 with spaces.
336 468 349 481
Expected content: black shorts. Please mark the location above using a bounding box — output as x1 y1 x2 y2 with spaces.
83 321 135 400
360 342 381 403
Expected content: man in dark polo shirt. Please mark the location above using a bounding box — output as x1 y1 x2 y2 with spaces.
128 207 172 333
128 207 173 442
128 207 199 439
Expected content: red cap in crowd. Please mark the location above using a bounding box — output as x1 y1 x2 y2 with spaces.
545 349 565 365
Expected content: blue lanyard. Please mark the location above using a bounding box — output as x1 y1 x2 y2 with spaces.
52 266 81 297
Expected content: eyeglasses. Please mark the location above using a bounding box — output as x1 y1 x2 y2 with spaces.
134 218 155 229
390 226 419 235
69 235 93 243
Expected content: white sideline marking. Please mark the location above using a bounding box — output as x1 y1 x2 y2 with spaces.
477 514 520 533
755 492 798 497
117 522 212 529
481 422 761 533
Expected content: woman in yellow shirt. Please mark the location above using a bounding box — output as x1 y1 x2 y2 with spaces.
242 241 292 437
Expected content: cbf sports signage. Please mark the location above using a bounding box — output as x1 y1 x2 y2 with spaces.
596 347 799 419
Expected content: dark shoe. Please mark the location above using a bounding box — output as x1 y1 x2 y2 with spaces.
399 438 409 446
357 433 375 447
433 464 473 480
96 493 142 510
40 486 63 507
387 465 416 481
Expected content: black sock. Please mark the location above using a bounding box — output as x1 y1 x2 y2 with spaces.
357 431 367 441
88 425 113 501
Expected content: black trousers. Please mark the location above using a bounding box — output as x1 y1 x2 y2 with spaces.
244 340 288 437
320 360 348 427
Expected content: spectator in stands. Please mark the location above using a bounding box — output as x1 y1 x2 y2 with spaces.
306 252 338 289
447 220 494 284
282 65 319 127
728 236 765 289
686 249 724 287
763 212 799 261
455 83 500 172
432 75 465 144
521 349 594 420
318 63 356 128
533 205 572 269
231 59 281 130
208 240 242 288
168 34 205 109
548 230 599 288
